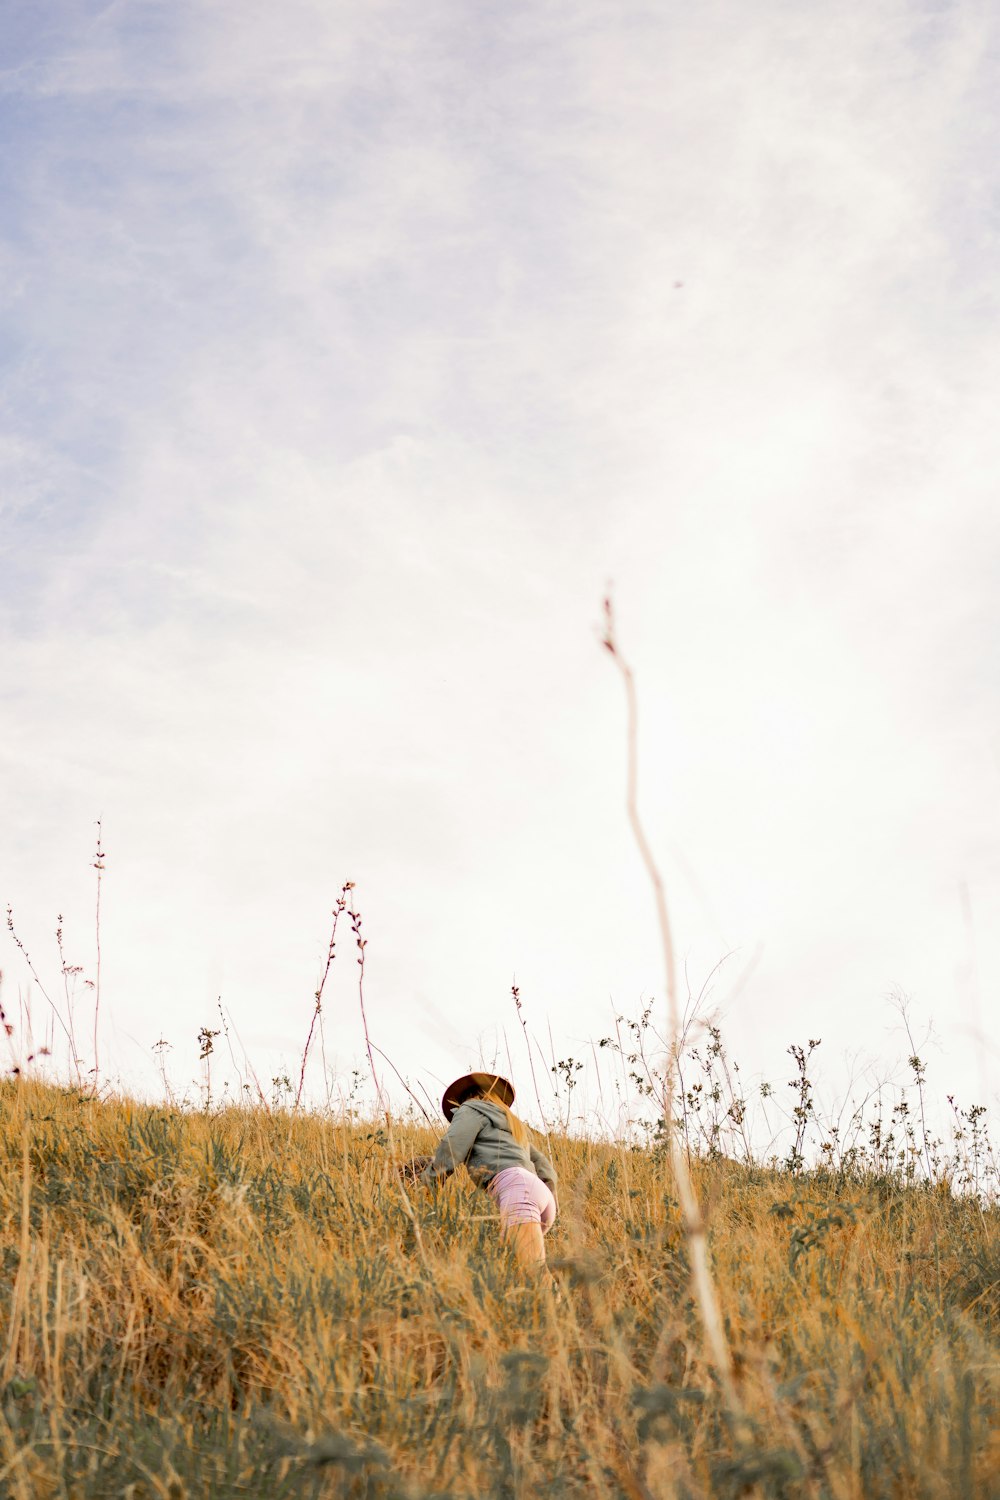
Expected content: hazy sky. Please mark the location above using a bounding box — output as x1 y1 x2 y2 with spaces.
2 0 998 1132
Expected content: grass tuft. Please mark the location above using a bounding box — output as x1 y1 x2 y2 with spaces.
1 1077 997 1497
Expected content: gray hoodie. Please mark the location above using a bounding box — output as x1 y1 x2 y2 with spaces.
421 1099 557 1198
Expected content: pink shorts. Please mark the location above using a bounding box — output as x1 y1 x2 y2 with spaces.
488 1167 557 1233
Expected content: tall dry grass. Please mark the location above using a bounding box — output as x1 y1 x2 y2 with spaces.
1 1077 997 1498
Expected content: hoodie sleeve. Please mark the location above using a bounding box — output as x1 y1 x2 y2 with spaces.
420 1104 487 1184
528 1143 558 1197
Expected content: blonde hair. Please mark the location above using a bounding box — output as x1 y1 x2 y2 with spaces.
477 1082 531 1149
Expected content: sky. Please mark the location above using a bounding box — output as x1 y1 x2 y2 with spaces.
1 0 998 1139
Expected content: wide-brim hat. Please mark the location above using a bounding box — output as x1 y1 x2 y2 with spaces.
441 1071 515 1121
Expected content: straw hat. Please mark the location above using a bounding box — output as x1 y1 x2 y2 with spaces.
441 1071 515 1121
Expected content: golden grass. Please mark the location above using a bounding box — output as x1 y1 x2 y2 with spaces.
1 1078 997 1498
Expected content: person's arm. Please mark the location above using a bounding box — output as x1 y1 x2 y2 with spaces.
528 1143 558 1198
420 1105 486 1185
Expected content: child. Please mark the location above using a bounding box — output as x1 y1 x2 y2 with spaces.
421 1072 558 1266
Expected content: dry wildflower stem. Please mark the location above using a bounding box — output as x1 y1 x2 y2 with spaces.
349 890 386 1113
5 907 75 1067
512 982 554 1150
602 595 744 1421
297 882 350 1108
91 820 104 1089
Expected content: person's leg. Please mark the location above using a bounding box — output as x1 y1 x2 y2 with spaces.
490 1169 548 1267
506 1220 546 1266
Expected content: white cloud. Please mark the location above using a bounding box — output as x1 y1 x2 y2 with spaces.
1 0 998 1123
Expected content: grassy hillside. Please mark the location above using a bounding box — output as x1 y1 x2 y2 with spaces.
1 1079 997 1499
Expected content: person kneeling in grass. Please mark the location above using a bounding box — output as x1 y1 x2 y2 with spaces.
421 1072 557 1268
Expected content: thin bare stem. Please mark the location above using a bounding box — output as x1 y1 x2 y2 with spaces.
92 821 104 1087
897 996 935 1183
297 884 349 1109
216 996 244 1093
602 594 744 1421
55 917 82 1084
368 1041 434 1124
222 1003 270 1111
512 982 552 1146
6 907 75 1056
416 1078 440 1122
348 891 385 1113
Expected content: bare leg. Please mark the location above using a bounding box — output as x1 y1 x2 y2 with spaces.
504 1221 546 1267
